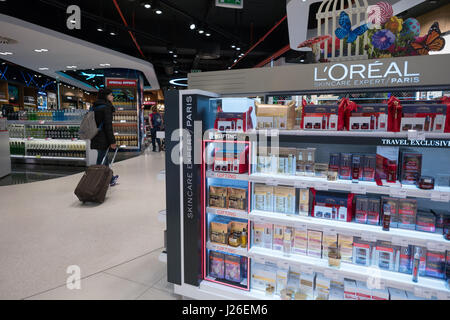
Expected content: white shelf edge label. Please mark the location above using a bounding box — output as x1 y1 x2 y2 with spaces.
300 265 314 274
351 185 366 195
294 181 309 189
266 179 279 187
391 237 410 247
431 191 450 203
426 241 446 252
389 188 407 199
315 182 329 191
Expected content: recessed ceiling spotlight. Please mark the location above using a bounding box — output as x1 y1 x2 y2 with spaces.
141 1 151 9
110 31 117 36
154 9 162 14
300 59 305 63
173 60 177 64
190 23 196 30
173 54 178 58
100 63 111 67
231 45 236 49
0 52 13 55
206 33 211 37
97 27 104 32
236 47 241 51
198 29 204 34
39 67 49 71
234 59 237 63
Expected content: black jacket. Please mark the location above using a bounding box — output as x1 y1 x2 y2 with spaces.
90 99 116 150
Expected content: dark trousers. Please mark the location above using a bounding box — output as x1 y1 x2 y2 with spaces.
96 149 109 166
151 127 161 151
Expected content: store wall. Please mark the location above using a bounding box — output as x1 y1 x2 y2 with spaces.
417 3 450 36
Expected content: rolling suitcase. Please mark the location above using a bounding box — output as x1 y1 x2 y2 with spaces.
75 148 119 203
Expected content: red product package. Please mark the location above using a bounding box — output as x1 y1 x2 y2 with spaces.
311 189 354 222
387 96 402 132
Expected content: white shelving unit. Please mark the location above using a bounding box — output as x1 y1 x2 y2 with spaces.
250 173 450 202
250 210 450 251
11 155 86 161
248 247 450 300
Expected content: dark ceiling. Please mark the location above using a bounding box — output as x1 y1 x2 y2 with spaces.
0 0 448 91
0 0 296 89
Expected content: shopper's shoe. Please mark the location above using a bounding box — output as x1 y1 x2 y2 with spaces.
110 175 119 187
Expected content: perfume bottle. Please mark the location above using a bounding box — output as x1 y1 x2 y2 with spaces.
370 115 375 130
412 252 420 283
322 115 327 130
240 228 248 248
352 155 361 183
382 204 391 231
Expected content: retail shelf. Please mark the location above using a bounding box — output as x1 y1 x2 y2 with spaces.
113 121 137 124
114 133 138 136
248 247 450 299
250 129 450 139
249 173 450 202
175 281 277 300
10 138 83 142
7 120 81 126
206 241 248 257
24 103 37 107
206 207 249 220
11 155 86 161
206 171 249 181
249 210 450 251
118 146 139 150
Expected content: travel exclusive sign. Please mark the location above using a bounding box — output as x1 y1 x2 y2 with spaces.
216 0 243 9
188 54 450 95
313 60 420 89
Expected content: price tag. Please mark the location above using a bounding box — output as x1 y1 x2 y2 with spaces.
426 242 446 252
437 291 450 300
268 129 279 137
294 181 309 189
120 120 126 123
277 261 290 269
389 188 407 199
431 191 450 203
351 185 367 195
323 227 337 237
391 237 410 247
323 269 341 281
407 130 419 140
266 179 279 187
417 132 426 141
300 265 314 275
361 233 377 242
293 223 307 231
413 287 424 298
39 120 45 125
315 182 329 191
252 256 266 265
35 155 41 159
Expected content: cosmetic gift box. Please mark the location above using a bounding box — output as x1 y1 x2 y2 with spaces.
209 251 225 279
273 186 296 215
293 226 308 255
348 104 388 132
311 190 354 222
399 152 422 186
303 105 339 131
253 184 274 212
213 145 249 174
400 104 447 133
376 147 399 182
251 262 277 292
225 253 246 283
253 222 273 249
214 107 253 132
255 101 296 130
425 250 446 279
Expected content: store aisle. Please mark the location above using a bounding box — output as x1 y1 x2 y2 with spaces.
0 149 174 300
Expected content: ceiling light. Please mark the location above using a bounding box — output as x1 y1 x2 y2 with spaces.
39 67 49 71
34 49 48 53
174 70 179 74
0 52 12 55
190 23 196 30
154 9 162 14
236 47 241 51
141 1 151 9
173 54 178 58
100 63 111 67
206 33 211 37
173 60 177 64
234 59 237 63
198 29 204 34
110 31 117 36
300 59 305 63
231 45 236 49
97 27 104 32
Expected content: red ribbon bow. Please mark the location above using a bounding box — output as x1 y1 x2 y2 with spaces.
387 96 402 132
338 98 360 131
301 99 307 129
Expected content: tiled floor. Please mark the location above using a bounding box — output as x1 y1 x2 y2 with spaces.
27 250 180 300
0 149 178 300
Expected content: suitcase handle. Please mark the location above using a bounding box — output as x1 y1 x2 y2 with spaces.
101 147 120 167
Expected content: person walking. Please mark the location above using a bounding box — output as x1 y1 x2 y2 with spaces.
149 106 163 152
91 88 119 186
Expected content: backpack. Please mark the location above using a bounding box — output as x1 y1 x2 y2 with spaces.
152 113 162 127
78 105 105 140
